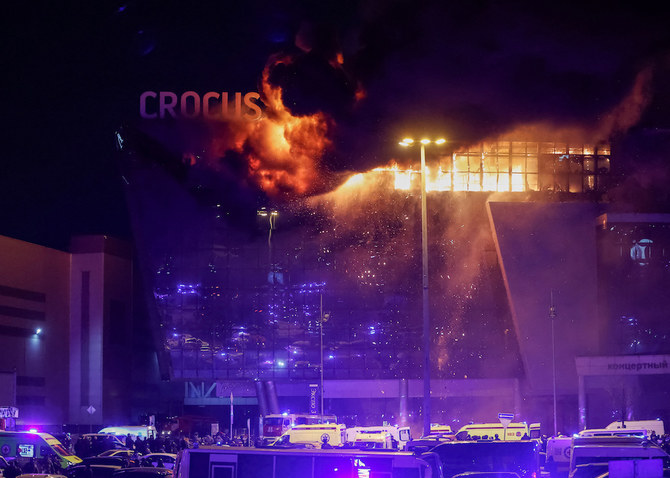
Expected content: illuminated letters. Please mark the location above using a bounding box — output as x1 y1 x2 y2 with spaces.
139 91 157 119
140 90 264 120
159 92 178 118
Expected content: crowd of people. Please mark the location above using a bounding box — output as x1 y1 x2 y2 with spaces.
72 430 252 457
2 455 63 478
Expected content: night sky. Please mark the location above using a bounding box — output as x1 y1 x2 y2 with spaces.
4 0 670 250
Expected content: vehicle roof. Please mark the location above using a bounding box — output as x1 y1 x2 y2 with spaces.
459 423 528 429
265 414 336 418
579 428 647 436
184 445 418 458
572 436 648 446
291 424 342 429
112 468 172 476
571 444 667 457
16 474 68 478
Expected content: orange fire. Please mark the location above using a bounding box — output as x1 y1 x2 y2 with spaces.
372 140 611 194
210 53 333 198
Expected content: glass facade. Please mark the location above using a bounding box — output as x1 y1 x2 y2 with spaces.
148 190 522 382
123 139 611 386
382 141 611 193
597 220 670 355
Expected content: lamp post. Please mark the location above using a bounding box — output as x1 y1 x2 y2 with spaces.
550 290 558 436
399 137 446 437
319 290 323 416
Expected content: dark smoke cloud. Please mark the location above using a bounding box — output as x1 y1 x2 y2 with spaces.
261 1 670 175
127 0 670 202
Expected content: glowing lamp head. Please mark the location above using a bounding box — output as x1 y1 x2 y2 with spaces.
35 328 42 335
435 138 446 145
420 139 431 145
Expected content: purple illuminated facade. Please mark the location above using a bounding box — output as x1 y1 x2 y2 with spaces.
120 136 670 432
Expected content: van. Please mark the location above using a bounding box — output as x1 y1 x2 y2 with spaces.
529 423 541 439
605 420 665 436
272 424 346 448
351 430 393 449
0 431 82 468
429 424 453 435
99 426 158 440
579 428 647 438
455 422 531 441
345 426 412 450
545 435 572 478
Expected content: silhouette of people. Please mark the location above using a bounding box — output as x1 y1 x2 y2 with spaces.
3 461 21 478
320 436 333 449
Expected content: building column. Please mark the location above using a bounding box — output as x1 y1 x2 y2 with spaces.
578 374 586 430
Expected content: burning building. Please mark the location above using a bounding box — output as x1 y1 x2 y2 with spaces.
117 112 670 434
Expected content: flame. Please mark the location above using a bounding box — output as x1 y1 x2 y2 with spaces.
210 53 333 198
372 140 610 193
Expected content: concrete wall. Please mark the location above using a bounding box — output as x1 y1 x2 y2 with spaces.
0 235 70 427
488 202 600 397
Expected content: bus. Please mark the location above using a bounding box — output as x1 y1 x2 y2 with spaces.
262 414 337 442
0 431 82 468
431 439 541 478
174 445 434 478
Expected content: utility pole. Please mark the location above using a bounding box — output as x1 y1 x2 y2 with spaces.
550 290 558 436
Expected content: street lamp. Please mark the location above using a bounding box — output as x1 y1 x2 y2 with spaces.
550 290 558 436
319 293 329 418
399 136 446 437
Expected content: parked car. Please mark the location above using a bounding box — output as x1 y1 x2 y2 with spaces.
112 468 172 478
138 454 176 470
82 456 130 468
17 475 68 478
66 464 123 478
98 451 136 459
